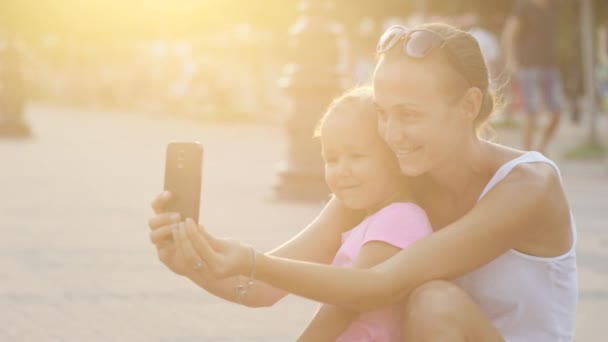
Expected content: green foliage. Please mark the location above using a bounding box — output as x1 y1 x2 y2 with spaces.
563 142 608 160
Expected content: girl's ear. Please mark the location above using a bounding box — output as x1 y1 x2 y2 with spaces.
459 87 483 122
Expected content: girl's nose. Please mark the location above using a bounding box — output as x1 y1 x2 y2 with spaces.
337 159 352 177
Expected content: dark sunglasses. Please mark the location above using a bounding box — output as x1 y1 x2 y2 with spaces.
376 26 471 85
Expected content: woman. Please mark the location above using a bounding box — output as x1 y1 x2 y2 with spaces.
149 23 577 341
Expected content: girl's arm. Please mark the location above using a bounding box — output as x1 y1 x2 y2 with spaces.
185 164 563 311
297 241 402 341
173 196 364 307
297 204 432 341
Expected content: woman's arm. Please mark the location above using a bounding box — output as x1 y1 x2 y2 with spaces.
196 197 361 307
183 196 364 307
297 241 402 341
248 164 561 311
184 164 562 311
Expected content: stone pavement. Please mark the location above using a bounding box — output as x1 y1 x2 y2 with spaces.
1 105 606 341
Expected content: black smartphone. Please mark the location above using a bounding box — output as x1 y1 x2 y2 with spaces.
163 141 203 223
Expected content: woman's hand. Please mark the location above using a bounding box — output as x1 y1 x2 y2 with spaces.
148 191 193 277
174 218 254 280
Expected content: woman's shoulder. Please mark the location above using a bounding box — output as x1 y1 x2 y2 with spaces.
486 143 559 179
479 147 572 257
484 142 525 167
483 145 564 208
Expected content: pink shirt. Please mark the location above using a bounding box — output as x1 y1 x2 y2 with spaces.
332 202 433 342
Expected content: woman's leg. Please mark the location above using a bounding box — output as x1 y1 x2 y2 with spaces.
402 280 504 342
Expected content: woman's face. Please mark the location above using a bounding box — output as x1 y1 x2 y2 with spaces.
372 57 472 177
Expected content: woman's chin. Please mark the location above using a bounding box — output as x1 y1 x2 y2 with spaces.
399 164 427 177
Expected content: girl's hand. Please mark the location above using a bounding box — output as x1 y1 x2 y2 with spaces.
175 218 254 280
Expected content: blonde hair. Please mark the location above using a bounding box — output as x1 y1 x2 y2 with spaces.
314 86 376 138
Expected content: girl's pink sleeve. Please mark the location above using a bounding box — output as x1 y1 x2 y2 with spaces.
362 203 433 249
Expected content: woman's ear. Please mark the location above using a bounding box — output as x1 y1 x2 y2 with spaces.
459 87 484 122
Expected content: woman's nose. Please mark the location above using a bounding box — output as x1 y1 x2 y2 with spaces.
383 115 404 144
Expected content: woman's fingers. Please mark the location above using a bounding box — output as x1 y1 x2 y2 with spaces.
185 219 218 265
150 191 172 214
150 224 178 246
196 223 226 251
148 212 181 231
177 222 206 270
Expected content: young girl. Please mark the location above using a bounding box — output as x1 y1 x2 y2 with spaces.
149 86 432 341
302 86 432 341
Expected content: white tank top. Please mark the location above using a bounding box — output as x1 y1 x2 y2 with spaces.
455 151 577 342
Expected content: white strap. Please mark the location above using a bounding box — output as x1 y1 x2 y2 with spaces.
478 151 560 201
477 152 577 247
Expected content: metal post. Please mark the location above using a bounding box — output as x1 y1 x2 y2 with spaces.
0 32 30 138
274 0 344 201
581 0 598 145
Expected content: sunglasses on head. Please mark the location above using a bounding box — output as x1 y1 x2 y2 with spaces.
376 25 471 85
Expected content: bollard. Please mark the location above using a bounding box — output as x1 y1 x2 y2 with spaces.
274 0 344 201
0 33 30 138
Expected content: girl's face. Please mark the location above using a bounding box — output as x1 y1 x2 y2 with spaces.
373 57 473 177
321 110 403 212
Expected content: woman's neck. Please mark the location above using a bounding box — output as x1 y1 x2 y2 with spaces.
420 138 490 199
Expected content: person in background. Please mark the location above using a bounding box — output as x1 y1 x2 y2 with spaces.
503 0 563 154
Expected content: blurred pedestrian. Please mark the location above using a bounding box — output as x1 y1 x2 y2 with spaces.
503 0 563 154
556 1 585 124
598 22 608 112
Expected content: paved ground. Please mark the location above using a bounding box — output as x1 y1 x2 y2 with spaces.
1 104 607 341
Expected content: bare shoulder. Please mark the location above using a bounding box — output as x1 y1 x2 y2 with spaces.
501 161 562 201
493 162 572 256
484 144 562 200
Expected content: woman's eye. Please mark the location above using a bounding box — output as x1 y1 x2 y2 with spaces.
399 111 419 120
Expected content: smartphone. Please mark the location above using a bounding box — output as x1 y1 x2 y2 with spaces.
163 141 203 223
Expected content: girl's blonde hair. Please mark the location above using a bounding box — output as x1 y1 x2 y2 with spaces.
314 86 376 138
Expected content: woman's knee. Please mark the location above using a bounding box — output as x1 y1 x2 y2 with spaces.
403 280 470 339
